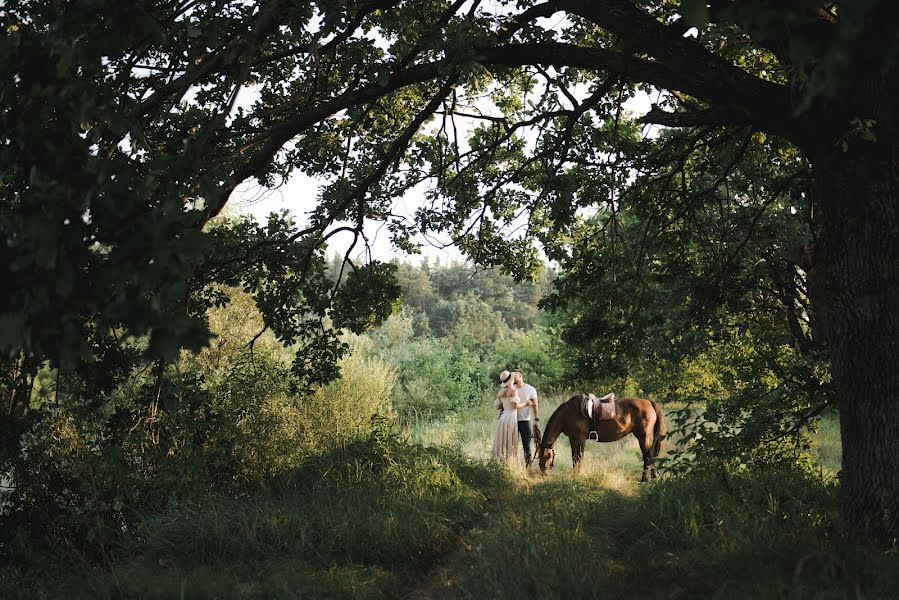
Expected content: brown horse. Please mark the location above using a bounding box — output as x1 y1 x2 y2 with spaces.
537 395 666 481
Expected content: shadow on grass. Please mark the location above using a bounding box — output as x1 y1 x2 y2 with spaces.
1 429 510 599
440 467 899 600
4 428 897 599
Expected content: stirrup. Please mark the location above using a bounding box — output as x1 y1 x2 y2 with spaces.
588 430 599 441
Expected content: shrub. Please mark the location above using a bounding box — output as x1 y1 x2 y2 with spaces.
361 311 494 420
2 425 508 599
293 337 395 453
490 326 569 391
0 290 398 564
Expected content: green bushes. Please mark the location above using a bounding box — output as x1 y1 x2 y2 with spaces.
0 290 398 566
293 339 395 453
489 326 569 392
4 426 507 599
364 310 571 422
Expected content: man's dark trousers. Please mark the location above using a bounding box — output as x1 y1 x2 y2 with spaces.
518 420 532 466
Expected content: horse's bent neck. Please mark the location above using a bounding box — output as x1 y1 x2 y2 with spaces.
542 402 570 448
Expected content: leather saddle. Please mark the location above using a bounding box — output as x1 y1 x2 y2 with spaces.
581 392 616 441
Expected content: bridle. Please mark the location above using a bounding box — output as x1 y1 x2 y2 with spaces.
538 442 555 469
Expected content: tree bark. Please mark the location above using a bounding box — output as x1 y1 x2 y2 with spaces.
810 101 899 541
0 353 39 460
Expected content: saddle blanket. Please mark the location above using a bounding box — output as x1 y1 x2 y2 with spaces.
581 392 616 421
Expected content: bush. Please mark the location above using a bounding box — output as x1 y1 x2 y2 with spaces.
0 290 398 565
363 311 572 422
294 337 395 453
489 326 569 391
2 425 508 599
362 311 493 420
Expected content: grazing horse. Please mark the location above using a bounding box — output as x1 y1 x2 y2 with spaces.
537 395 666 481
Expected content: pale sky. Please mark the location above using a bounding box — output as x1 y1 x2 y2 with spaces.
233 93 654 266
228 8 684 267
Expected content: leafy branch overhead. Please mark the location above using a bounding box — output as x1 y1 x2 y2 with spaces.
3 0 899 540
2 0 889 365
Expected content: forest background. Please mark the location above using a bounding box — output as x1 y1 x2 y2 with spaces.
4 0 899 597
3 245 895 598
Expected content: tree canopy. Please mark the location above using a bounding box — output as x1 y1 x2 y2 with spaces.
3 1 899 539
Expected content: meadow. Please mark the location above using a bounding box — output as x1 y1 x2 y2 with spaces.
8 390 896 599
2 280 895 599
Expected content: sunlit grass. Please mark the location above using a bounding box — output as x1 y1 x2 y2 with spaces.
410 392 675 493
811 408 841 473
411 393 841 482
409 397 896 599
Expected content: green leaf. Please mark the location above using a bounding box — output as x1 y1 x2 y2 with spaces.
0 312 27 351
680 0 709 26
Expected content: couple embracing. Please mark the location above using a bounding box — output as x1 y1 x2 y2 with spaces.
490 369 539 468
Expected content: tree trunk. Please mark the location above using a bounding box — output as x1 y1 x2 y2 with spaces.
0 353 39 459
810 117 899 541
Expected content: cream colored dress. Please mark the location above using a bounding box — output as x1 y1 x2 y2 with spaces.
490 392 523 466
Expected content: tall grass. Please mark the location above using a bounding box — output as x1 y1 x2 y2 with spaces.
810 408 842 474
446 466 899 599
407 393 897 599
7 364 894 599
3 426 509 599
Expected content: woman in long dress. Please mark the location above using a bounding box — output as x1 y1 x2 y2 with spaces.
491 369 532 466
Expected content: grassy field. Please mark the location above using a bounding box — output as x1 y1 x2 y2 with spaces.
404 393 891 599
6 396 895 599
413 392 844 475
810 407 842 474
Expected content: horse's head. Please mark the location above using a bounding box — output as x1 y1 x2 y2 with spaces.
538 444 555 473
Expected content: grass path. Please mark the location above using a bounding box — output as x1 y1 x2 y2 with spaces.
404 394 677 598
10 397 886 599
403 471 652 599
397 395 880 599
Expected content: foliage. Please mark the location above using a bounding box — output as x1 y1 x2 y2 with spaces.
365 310 494 419
389 258 555 335
294 338 395 453
542 127 832 468
364 308 568 421
490 326 569 391
0 288 396 564
2 424 508 599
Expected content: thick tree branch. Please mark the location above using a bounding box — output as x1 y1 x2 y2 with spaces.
556 0 791 132
639 104 755 128
483 43 790 133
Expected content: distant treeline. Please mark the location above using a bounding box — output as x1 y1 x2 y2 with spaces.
328 255 556 340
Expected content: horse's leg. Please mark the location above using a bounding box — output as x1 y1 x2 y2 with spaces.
636 429 652 483
571 436 585 474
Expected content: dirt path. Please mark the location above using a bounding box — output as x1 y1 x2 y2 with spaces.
400 468 649 599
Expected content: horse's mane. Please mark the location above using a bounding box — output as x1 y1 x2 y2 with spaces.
542 397 576 448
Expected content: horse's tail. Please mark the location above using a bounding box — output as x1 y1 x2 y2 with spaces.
650 400 666 459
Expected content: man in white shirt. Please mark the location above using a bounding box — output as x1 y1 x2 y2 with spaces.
513 369 539 467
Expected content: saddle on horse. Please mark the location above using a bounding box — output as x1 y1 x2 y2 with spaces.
581 392 616 441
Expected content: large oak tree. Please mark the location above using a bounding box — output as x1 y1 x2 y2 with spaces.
2 1 897 539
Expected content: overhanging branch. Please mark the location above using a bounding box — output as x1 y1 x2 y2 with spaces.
639 104 755 128
556 0 791 131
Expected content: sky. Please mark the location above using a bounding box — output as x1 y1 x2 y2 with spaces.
225 8 692 268
232 89 655 268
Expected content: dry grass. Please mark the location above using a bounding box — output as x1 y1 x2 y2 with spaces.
410 392 679 496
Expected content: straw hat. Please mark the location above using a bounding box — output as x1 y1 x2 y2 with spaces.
498 370 514 387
